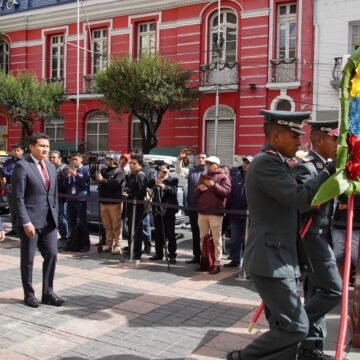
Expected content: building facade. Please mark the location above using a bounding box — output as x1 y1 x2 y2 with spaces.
0 0 314 164
313 0 360 124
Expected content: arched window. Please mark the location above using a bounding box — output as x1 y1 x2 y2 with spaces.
0 40 9 74
204 105 235 166
86 111 108 151
209 10 237 64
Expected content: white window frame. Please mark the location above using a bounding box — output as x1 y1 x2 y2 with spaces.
86 111 108 151
350 22 360 53
0 40 9 74
45 117 65 142
91 29 108 75
209 10 237 64
131 117 145 150
50 34 64 80
138 22 156 58
276 3 297 60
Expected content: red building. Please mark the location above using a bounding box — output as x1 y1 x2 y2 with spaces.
0 0 314 165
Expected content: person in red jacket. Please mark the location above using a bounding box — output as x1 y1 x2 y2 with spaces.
195 156 231 274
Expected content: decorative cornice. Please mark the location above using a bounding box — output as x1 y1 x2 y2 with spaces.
159 17 201 30
241 8 269 19
10 39 42 48
0 0 210 32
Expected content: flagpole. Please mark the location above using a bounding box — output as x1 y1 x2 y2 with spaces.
335 193 354 359
75 0 80 151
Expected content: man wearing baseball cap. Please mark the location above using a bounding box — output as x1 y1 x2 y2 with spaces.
292 120 341 360
195 155 231 274
227 110 336 360
95 153 126 255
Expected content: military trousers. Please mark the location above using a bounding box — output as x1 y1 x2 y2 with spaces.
301 258 342 351
241 275 309 360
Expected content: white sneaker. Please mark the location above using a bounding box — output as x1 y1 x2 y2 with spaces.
102 245 111 252
112 246 122 255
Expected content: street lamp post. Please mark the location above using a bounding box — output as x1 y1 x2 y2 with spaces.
214 0 222 156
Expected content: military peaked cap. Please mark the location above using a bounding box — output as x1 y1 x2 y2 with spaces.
307 119 338 136
260 110 311 135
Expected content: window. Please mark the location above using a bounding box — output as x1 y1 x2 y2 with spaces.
205 106 234 166
91 29 108 75
45 117 64 142
0 40 9 74
350 23 360 52
86 111 108 151
50 35 64 80
131 117 144 150
276 99 292 111
277 3 297 59
209 11 237 63
138 22 156 58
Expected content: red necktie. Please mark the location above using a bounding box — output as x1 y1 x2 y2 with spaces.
40 161 50 190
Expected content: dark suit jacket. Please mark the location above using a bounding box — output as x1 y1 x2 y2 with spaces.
292 150 335 260
243 145 330 279
12 155 58 230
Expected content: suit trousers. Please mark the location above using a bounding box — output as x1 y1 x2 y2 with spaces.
127 201 144 258
100 203 123 248
153 211 176 258
241 275 309 360
301 259 342 351
20 223 58 298
198 214 223 265
189 210 201 260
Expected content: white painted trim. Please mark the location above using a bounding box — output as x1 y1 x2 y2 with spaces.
111 28 131 36
267 0 274 83
10 40 42 48
270 93 296 111
241 8 270 19
159 18 201 30
67 93 103 100
297 0 303 83
266 81 301 90
66 35 85 42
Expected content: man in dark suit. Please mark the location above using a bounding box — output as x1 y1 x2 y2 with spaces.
12 132 64 308
293 120 342 360
227 110 335 360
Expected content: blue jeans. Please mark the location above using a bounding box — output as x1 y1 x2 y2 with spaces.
229 219 246 265
142 213 152 247
58 199 68 241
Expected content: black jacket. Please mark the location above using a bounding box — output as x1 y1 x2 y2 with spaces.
98 166 125 203
148 175 178 215
125 171 147 200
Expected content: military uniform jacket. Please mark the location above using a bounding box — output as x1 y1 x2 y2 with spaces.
292 150 335 261
243 145 330 279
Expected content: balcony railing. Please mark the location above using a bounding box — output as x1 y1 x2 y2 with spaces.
200 62 238 88
47 77 64 89
269 58 298 83
330 57 343 89
83 75 97 93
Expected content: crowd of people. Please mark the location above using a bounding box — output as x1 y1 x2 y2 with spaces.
0 109 358 360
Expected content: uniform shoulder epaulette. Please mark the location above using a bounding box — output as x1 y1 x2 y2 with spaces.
265 150 277 155
301 156 314 163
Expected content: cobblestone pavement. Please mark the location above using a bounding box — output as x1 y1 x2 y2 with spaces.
0 217 359 359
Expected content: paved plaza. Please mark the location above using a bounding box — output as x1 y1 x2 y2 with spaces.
0 215 359 360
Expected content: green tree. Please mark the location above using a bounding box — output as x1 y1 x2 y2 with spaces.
0 72 66 142
95 54 198 154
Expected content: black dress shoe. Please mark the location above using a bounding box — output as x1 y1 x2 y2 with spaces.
298 348 334 360
209 265 221 275
185 257 200 264
149 254 163 261
142 246 151 255
169 257 177 264
24 296 40 308
42 293 65 306
224 261 240 268
227 350 242 360
79 246 90 253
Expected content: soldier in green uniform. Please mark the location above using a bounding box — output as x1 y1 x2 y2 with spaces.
293 120 342 360
227 110 335 360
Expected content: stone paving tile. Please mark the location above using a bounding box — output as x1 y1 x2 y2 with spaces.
0 348 33 360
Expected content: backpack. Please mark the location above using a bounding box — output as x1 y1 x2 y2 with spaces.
200 234 215 271
65 224 82 252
